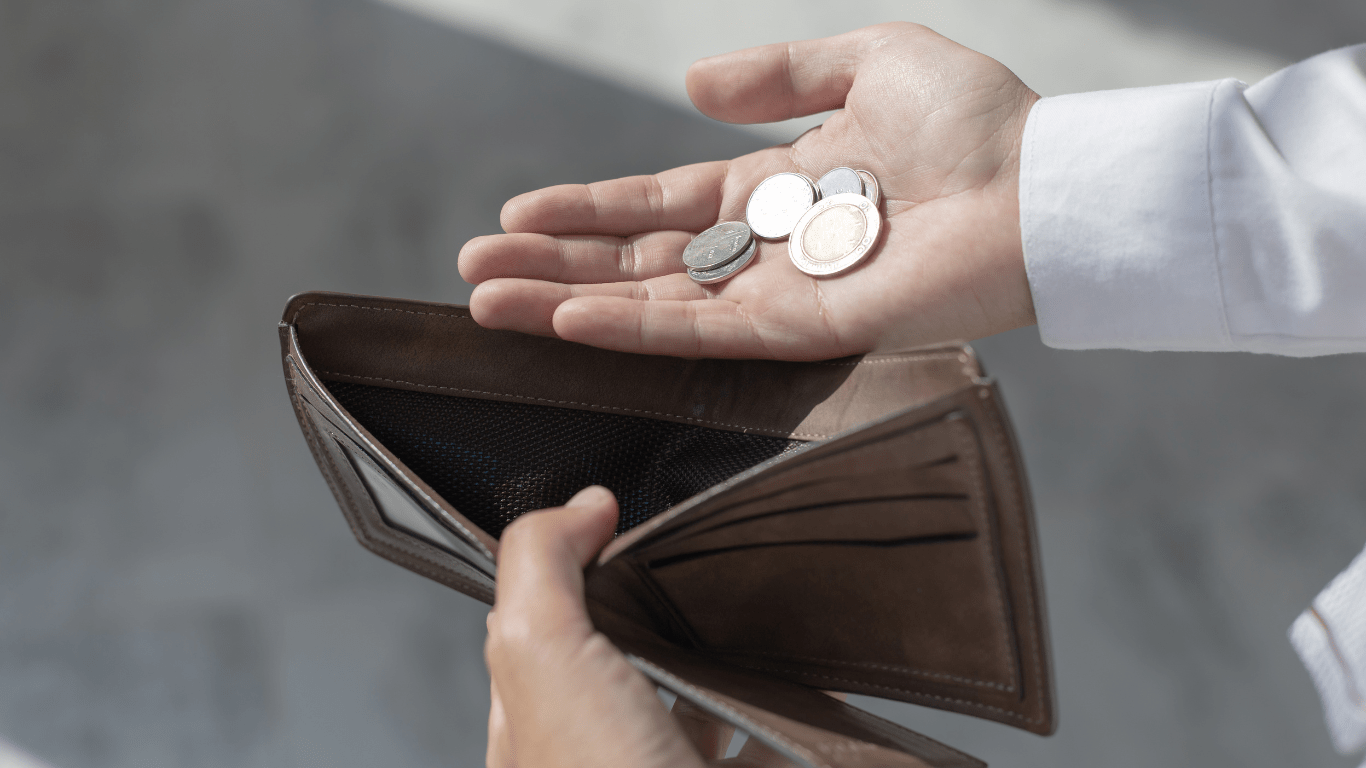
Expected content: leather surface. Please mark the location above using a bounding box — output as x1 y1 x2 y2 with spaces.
279 291 1057 765
283 292 981 441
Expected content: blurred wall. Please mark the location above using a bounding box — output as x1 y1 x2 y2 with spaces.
1 1 1364 767
385 0 1291 140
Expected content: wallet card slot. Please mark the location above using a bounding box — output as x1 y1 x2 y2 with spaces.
646 532 978 569
294 397 496 600
621 409 1021 695
628 414 972 552
645 496 975 560
336 440 497 577
642 536 1017 692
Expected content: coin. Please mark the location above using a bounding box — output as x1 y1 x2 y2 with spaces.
689 237 758 284
745 173 817 240
817 167 862 199
855 169 880 208
787 192 882 277
682 221 753 270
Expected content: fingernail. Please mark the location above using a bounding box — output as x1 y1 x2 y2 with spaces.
566 485 612 508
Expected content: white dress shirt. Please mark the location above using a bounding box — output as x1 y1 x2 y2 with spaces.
1021 45 1366 356
1019 44 1366 763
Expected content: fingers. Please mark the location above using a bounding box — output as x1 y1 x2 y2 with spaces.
487 488 709 768
501 162 728 236
459 231 693 285
470 276 709 337
492 486 618 644
483 487 616 765
672 700 735 760
553 296 773 358
687 24 917 124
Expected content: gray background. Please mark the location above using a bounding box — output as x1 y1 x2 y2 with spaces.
2 1 1364 766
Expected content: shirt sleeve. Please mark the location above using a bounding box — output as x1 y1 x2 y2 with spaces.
1289 542 1366 759
1019 45 1366 356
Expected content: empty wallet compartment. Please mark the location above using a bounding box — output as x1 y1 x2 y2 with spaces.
280 292 1056 767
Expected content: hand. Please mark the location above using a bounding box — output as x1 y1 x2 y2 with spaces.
485 486 796 767
460 23 1039 360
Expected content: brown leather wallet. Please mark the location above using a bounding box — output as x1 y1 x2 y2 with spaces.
280 291 1055 768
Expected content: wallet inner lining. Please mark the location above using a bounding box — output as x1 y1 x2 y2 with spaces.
326 381 807 537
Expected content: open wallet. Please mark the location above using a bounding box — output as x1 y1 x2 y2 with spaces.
280 292 1055 768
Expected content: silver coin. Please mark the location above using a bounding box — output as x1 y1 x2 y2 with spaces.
682 221 753 270
855 169 880 208
689 237 758 284
745 173 817 240
787 192 882 277
802 172 821 201
817 167 863 199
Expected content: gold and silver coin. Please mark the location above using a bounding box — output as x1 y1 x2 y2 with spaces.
787 193 882 277
817 167 863 199
855 169 880 208
689 237 758 284
682 221 753 271
745 172 818 240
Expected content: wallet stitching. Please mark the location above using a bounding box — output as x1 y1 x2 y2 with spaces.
681 420 1016 693
336 430 498 580
314 369 838 440
328 434 494 595
289 301 965 368
288 356 495 561
306 391 489 590
978 387 1048 717
294 383 494 597
289 302 477 325
730 663 1043 726
714 650 1012 691
638 416 1016 692
330 440 494 594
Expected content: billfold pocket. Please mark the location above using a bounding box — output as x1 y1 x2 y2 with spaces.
280 292 1055 768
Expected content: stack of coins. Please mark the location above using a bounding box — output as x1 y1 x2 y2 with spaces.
682 221 758 284
679 166 882 283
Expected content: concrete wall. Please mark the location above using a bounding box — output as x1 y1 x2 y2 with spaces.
2 1 1363 766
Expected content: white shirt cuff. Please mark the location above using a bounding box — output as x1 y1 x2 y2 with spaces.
1290 543 1366 758
1020 81 1234 352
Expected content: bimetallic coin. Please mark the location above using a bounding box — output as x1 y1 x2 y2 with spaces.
817 167 863 199
787 193 882 277
745 173 817 240
682 221 753 270
689 237 758 284
855 169 880 208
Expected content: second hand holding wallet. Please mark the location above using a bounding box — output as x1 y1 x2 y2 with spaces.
280 292 1055 768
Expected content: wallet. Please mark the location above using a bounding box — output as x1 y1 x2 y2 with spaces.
280 292 1055 768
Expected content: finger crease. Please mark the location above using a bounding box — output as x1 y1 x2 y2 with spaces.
781 42 800 120
644 175 667 230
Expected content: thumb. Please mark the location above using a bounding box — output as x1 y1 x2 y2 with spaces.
685 23 910 124
492 486 619 642
559 485 621 565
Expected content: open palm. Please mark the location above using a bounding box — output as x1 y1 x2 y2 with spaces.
459 23 1039 360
